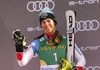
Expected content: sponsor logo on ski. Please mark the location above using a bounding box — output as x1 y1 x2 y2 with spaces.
69 0 99 5
68 16 73 47
27 27 43 32
83 66 100 70
76 20 100 32
80 45 100 51
27 0 55 12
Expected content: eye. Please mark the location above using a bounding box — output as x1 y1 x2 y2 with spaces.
47 19 51 23
41 21 45 24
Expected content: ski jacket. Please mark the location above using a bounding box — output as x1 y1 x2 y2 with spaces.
17 35 86 70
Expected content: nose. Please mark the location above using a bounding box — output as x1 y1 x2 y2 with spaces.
45 21 49 26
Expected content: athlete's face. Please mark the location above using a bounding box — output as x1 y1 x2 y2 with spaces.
41 18 56 35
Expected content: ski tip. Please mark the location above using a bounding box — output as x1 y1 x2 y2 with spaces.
66 10 74 13
66 10 76 17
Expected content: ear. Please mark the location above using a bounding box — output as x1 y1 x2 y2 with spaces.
54 23 57 26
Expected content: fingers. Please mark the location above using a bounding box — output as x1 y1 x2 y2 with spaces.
12 29 21 39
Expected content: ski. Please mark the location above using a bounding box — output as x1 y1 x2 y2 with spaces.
65 10 76 66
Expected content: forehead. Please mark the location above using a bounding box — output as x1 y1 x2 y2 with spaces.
42 18 53 21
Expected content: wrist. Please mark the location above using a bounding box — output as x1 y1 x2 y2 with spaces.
16 45 24 52
17 53 23 61
76 66 83 70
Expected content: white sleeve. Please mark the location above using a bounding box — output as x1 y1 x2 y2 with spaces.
18 46 34 66
75 44 86 67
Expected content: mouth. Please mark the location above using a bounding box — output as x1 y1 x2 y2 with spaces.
45 27 51 30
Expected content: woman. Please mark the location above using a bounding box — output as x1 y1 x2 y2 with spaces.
12 7 86 70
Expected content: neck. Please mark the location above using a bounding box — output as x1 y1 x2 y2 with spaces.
46 33 55 39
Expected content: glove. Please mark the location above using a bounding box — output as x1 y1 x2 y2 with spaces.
70 62 78 70
12 29 27 52
58 58 78 70
58 58 72 70
72 66 78 70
